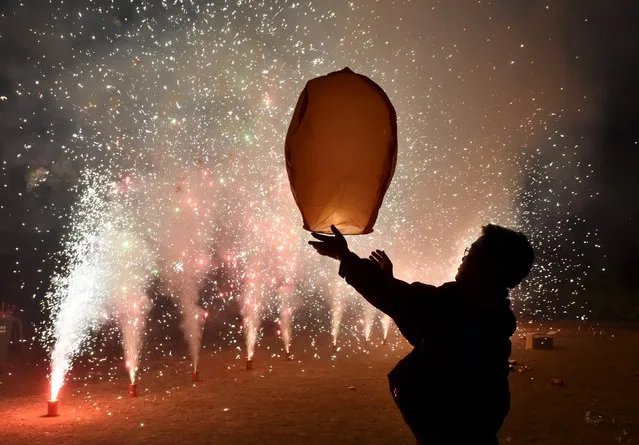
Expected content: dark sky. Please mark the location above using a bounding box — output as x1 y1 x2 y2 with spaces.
572 1 639 301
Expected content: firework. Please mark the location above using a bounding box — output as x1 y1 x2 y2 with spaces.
9 0 594 396
128 383 137 398
46 400 59 417
381 315 393 345
362 302 377 342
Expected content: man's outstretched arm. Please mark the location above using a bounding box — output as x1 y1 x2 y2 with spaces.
338 249 443 347
337 249 411 317
339 250 439 314
309 225 436 320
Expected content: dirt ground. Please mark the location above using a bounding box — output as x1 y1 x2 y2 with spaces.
1 321 638 445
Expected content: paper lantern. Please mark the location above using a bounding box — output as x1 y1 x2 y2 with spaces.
285 67 397 235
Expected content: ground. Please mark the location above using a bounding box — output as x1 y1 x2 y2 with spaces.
1 322 638 445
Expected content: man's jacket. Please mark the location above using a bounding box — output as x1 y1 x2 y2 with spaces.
338 251 516 438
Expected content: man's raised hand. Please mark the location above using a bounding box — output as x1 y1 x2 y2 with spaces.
370 249 394 278
308 225 350 260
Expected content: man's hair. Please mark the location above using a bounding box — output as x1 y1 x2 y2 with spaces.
481 224 534 289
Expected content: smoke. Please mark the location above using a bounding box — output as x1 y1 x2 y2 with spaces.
3 0 632 349
565 1 639 314
15 0 637 399
156 168 212 370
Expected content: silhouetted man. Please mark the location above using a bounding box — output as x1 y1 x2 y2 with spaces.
309 224 534 445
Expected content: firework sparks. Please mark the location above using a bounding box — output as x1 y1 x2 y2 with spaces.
278 288 297 355
241 265 265 361
362 302 377 342
0 0 594 396
381 315 393 343
329 280 349 347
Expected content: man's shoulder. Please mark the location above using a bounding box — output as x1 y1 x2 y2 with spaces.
408 281 438 292
406 281 451 298
437 281 461 293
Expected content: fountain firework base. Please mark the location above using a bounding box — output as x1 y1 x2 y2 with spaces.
46 400 59 417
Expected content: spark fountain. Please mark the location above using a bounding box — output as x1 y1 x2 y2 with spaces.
242 264 265 370
46 176 136 410
329 280 349 353
108 232 155 395
160 170 213 378
362 302 377 343
176 278 206 379
116 294 151 397
381 315 393 345
277 279 298 360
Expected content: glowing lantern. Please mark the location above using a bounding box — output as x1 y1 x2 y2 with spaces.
285 67 397 235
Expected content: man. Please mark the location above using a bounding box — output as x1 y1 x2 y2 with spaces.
309 224 534 444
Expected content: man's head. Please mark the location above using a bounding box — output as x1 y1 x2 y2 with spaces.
456 224 534 289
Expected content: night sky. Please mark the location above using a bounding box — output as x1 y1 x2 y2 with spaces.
0 0 638 326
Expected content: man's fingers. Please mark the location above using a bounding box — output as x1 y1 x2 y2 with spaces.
369 255 382 268
311 232 333 241
308 241 328 253
309 240 338 254
377 250 391 262
330 224 345 240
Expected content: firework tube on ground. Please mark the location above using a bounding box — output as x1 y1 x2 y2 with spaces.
47 400 59 417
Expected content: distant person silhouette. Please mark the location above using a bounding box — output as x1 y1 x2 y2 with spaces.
310 224 534 445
